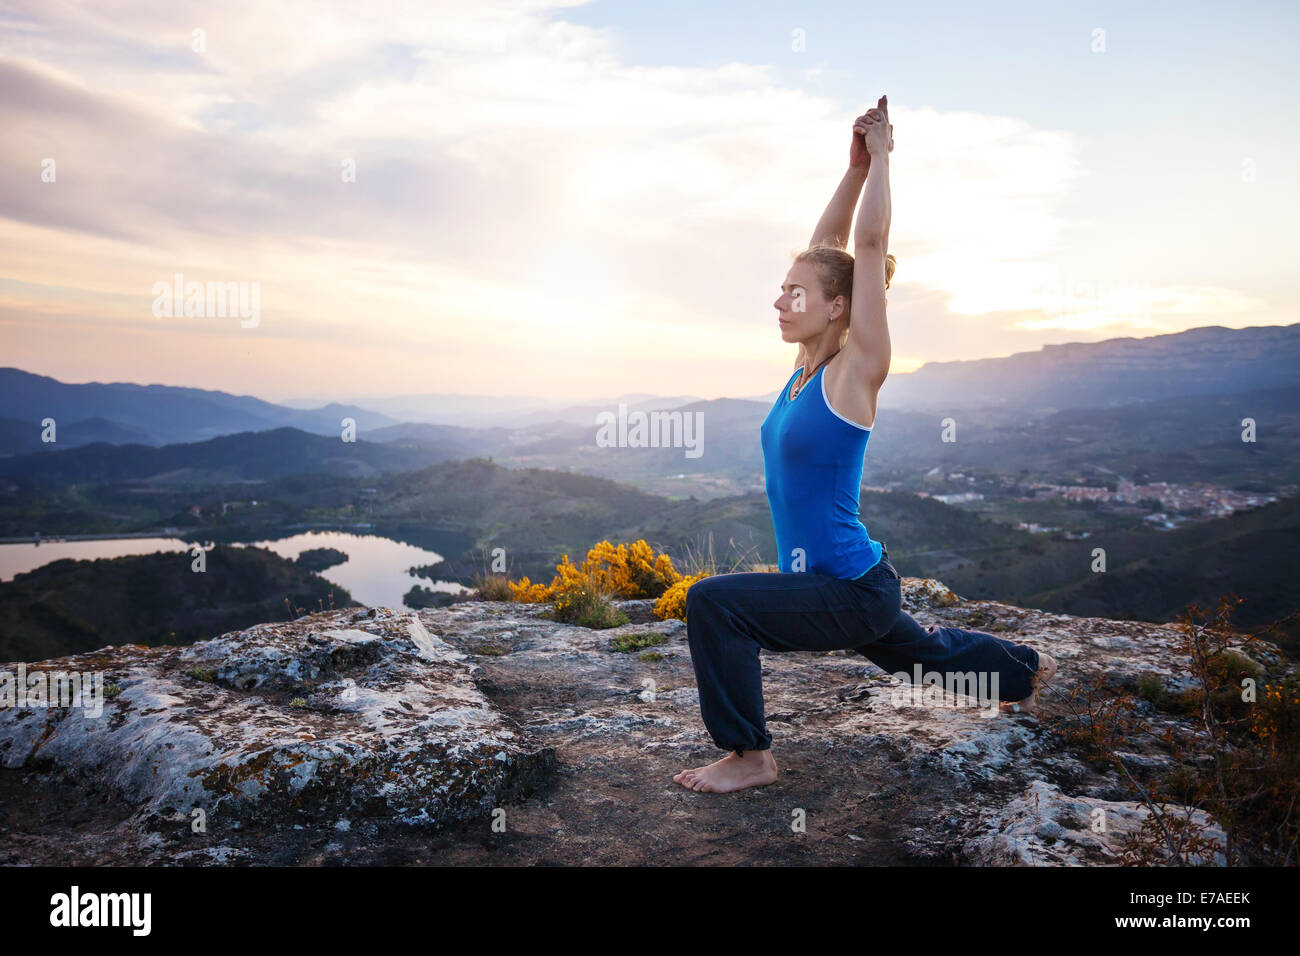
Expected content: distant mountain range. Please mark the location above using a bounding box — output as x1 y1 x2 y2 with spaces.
876 323 1300 414
346 391 708 429
0 427 444 483
0 367 403 449
3 323 1296 469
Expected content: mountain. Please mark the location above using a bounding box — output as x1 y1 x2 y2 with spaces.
382 325 1300 493
0 368 401 451
1015 496 1300 631
0 415 155 455
348 391 705 429
879 323 1300 413
6 323 1293 462
860 382 1300 488
357 420 508 458
0 427 451 483
487 381 1300 497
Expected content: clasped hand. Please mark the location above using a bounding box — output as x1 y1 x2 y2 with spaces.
849 94 893 166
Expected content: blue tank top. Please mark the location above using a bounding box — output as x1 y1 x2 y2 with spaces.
760 364 884 579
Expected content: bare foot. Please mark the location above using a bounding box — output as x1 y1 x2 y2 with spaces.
673 749 779 793
1000 649 1059 716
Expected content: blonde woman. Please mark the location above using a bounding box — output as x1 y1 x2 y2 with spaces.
674 96 1058 794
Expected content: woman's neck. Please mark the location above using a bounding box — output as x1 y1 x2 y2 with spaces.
799 338 842 379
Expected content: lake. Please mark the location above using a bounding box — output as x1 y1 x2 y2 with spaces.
0 530 471 610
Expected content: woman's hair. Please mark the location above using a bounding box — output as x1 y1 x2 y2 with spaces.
791 241 896 355
792 240 896 305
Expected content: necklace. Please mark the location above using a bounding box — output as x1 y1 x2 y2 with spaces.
790 349 841 400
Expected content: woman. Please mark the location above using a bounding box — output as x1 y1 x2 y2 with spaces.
673 96 1058 794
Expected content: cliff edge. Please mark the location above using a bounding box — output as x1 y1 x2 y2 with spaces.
2 576 1270 866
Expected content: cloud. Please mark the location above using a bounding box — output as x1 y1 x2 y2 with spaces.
0 0 1265 398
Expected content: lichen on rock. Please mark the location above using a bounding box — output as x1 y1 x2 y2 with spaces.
0 606 554 833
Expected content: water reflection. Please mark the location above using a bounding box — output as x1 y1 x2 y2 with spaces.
244 530 467 609
0 530 469 609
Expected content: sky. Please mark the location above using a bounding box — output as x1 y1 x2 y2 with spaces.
0 0 1296 403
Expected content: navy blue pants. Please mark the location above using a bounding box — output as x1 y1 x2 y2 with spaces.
684 549 1041 753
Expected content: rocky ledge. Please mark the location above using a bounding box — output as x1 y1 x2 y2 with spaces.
1 576 1281 866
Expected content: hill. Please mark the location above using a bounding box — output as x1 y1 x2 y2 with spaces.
0 426 446 484
0 545 358 661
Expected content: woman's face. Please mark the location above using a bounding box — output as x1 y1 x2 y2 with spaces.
774 260 830 342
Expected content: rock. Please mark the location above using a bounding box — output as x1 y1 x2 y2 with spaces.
0 607 554 834
0 576 1282 865
963 779 1227 866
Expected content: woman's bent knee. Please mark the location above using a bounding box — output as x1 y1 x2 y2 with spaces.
685 574 730 611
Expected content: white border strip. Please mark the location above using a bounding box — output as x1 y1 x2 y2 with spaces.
821 370 873 430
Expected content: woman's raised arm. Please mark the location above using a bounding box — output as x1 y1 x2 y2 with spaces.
853 96 892 257
807 107 877 249
844 96 893 388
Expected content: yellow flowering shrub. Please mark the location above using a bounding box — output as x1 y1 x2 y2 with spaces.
653 570 711 622
506 576 553 603
508 539 711 621
1250 681 1300 744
